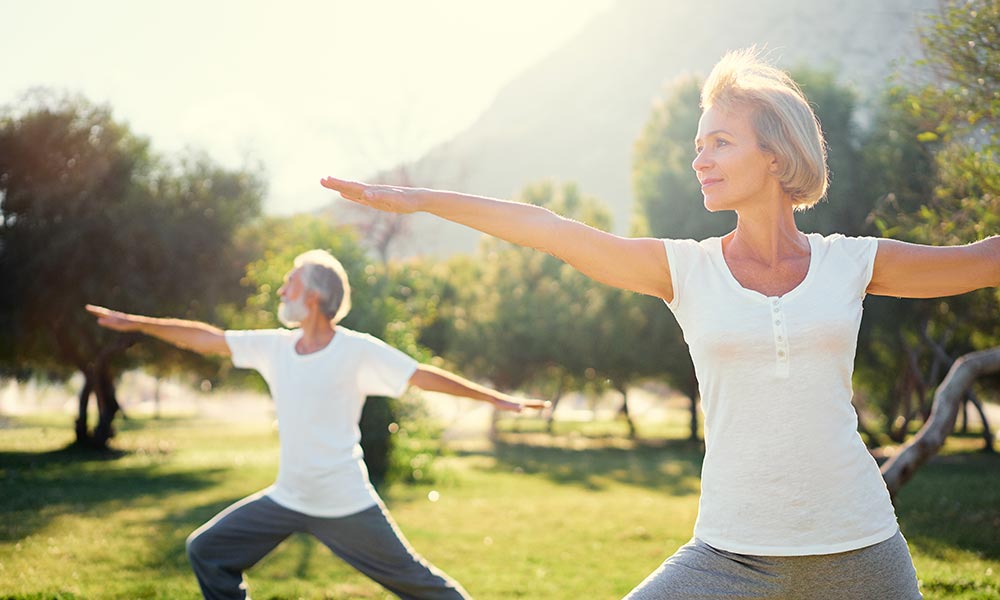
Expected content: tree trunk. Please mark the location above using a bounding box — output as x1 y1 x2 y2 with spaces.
154 377 161 420
964 391 996 453
616 383 637 440
889 372 914 443
75 371 94 444
921 333 996 452
686 367 699 442
545 378 565 434
853 400 881 449
91 364 121 449
881 346 1000 499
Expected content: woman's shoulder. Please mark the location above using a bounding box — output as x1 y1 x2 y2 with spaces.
662 236 722 255
808 232 878 250
807 232 879 270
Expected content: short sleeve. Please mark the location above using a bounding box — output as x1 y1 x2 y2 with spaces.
661 238 704 312
357 334 419 397
225 329 284 372
859 237 879 293
828 235 879 298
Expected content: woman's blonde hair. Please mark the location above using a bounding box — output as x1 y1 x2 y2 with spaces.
701 48 828 209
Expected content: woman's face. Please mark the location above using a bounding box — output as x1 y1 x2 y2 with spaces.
692 104 779 213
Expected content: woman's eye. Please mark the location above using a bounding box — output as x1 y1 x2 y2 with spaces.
716 138 729 147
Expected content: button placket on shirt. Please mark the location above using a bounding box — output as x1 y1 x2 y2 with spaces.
771 298 790 377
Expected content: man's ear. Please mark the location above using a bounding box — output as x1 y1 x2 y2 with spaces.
304 289 322 311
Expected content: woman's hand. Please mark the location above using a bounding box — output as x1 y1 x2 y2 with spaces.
320 176 421 214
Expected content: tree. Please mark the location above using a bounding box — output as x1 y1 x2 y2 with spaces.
0 91 262 448
632 75 729 241
442 182 595 391
860 0 1000 452
433 182 613 433
882 347 1000 497
852 87 941 444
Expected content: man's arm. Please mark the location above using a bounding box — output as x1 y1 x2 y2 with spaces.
85 304 230 356
407 364 548 413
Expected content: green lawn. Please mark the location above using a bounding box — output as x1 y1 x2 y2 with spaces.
0 414 997 599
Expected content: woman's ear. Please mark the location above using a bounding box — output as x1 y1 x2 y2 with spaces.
767 152 781 175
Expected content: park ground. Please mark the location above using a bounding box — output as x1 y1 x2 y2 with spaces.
0 381 998 599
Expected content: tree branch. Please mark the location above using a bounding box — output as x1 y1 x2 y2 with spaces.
881 346 1000 499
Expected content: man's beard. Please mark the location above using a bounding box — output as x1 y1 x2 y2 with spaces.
278 296 309 327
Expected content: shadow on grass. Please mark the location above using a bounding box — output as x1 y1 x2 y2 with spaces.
0 442 224 543
893 449 1000 561
461 434 704 496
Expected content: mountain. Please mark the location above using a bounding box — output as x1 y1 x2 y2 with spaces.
331 0 938 257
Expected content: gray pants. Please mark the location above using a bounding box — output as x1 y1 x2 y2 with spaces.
186 492 471 600
625 530 922 599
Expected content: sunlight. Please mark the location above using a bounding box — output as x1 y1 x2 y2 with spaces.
1 0 614 214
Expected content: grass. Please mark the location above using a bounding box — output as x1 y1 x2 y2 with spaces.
0 413 997 599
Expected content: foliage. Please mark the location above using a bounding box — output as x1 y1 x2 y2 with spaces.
439 182 610 396
632 76 726 240
858 0 1000 441
0 90 262 447
792 69 872 236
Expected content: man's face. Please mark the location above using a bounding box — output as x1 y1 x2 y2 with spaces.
277 267 310 327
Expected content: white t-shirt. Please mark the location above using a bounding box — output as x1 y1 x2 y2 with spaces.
225 326 418 517
662 233 899 556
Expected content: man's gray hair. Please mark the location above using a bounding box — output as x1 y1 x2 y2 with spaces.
293 249 352 323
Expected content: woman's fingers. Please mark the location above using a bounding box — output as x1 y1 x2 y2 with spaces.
321 177 418 214
320 176 366 201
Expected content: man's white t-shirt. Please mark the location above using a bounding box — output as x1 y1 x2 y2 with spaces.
225 326 418 517
662 233 899 556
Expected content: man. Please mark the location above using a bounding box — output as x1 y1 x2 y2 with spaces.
86 249 544 600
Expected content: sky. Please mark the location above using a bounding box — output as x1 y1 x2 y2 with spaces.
2 0 614 214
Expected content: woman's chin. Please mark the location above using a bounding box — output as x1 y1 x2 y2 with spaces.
703 197 731 213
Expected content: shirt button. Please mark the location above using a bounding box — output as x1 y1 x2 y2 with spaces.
778 350 786 357
775 320 782 326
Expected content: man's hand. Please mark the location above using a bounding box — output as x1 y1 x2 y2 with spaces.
86 304 143 332
491 397 551 413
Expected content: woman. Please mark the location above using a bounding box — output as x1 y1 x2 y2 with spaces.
321 49 999 599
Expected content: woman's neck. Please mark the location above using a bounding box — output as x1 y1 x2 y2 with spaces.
728 196 807 265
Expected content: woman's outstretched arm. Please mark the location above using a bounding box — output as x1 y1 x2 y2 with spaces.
320 177 673 301
868 236 1000 298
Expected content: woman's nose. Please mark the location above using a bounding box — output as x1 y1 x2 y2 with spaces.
692 150 711 172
